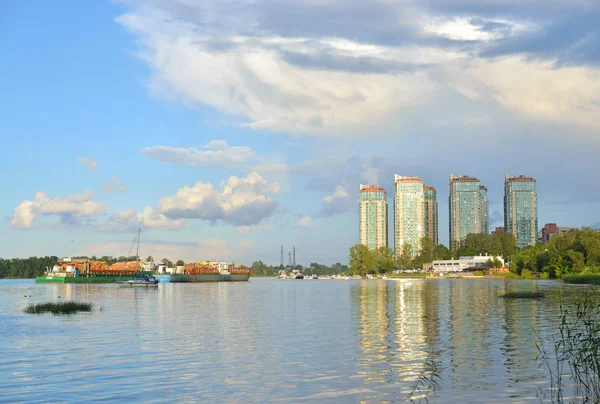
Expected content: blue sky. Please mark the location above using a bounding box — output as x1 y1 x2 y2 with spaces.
1 0 599 266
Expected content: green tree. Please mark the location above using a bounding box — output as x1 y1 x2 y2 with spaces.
349 244 376 276
414 237 435 268
146 256 153 262
395 243 413 270
485 257 503 268
376 246 395 274
176 260 184 266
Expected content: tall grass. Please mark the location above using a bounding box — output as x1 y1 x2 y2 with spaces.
563 274 600 285
535 293 600 403
24 301 94 315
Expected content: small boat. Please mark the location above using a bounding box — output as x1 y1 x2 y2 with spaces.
295 274 305 279
118 275 159 288
312 274 318 280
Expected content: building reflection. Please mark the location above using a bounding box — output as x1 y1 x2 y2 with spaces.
356 280 392 385
501 281 541 391
353 279 434 400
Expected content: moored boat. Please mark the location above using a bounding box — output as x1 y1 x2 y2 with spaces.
117 274 159 288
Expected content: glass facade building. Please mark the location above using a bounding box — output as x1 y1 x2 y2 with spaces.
449 174 489 250
504 174 538 249
424 186 438 245
394 175 425 258
359 185 388 250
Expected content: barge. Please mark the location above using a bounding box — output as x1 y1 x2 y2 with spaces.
35 258 251 284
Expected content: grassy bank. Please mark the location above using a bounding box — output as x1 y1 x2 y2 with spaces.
24 301 94 315
563 274 600 285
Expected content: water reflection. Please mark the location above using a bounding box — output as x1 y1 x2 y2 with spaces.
2 279 597 403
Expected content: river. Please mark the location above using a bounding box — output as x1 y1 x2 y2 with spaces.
0 278 593 403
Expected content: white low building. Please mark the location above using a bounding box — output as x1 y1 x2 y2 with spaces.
430 255 505 273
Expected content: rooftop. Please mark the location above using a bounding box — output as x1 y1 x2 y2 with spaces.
359 184 386 193
505 174 536 182
394 175 423 184
450 174 480 182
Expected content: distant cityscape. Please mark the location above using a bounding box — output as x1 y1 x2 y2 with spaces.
358 173 587 256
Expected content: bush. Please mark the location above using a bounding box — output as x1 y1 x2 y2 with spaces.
521 269 535 279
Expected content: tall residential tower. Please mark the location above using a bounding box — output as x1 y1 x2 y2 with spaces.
424 186 439 245
359 185 388 250
504 174 538 248
449 174 489 250
394 175 425 258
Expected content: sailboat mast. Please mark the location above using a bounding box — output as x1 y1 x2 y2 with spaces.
136 228 141 261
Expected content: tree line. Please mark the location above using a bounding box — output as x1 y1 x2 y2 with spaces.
0 256 58 279
349 232 516 276
250 261 349 277
349 229 600 279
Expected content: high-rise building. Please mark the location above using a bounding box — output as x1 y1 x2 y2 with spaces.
504 174 538 248
394 175 425 257
449 174 489 250
359 184 388 250
424 186 438 245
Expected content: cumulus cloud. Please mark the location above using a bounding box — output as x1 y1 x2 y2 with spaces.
116 0 600 135
77 157 98 173
10 190 106 229
158 172 280 226
98 206 186 232
317 185 354 217
141 140 256 169
100 174 127 193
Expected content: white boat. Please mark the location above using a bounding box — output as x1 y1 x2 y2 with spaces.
118 275 159 288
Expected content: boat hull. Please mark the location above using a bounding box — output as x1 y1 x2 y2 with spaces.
35 275 140 284
36 273 250 284
158 274 251 283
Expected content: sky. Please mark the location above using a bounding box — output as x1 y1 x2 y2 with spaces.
1 0 599 266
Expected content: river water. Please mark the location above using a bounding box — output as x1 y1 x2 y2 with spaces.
0 278 593 403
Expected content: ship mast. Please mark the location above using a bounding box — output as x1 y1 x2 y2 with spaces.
136 228 141 262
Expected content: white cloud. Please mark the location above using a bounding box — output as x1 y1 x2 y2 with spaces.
323 185 349 204
141 140 256 169
448 57 600 128
100 174 127 193
77 157 98 173
116 1 600 135
318 185 353 217
98 206 187 232
298 216 314 227
158 172 280 226
10 190 106 229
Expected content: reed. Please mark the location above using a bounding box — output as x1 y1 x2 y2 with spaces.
501 291 545 298
562 274 600 285
535 293 600 403
24 301 94 315
406 351 441 403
